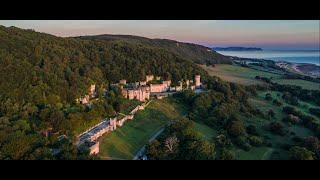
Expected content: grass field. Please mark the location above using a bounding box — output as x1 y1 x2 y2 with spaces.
273 79 320 90
236 147 275 160
201 64 320 90
194 121 218 142
201 64 281 85
98 99 184 160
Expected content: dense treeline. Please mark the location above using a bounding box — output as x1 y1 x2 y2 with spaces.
174 77 253 128
0 26 232 159
77 34 233 65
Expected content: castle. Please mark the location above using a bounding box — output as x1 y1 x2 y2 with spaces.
120 74 201 102
77 74 203 155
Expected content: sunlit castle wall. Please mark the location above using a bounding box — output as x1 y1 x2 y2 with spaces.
195 75 201 88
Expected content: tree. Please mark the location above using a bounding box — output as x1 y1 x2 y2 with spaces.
268 122 285 136
267 109 275 119
246 125 259 136
217 148 235 160
164 136 179 153
183 140 215 160
303 136 320 154
289 146 315 160
227 119 246 137
265 93 272 101
248 136 264 147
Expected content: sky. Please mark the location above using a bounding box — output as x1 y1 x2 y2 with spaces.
0 20 319 50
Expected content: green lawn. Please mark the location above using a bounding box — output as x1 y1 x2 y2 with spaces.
273 79 320 91
236 147 275 160
194 122 218 142
98 99 183 160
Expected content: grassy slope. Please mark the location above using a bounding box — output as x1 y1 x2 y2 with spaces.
273 79 320 91
194 122 218 142
200 64 281 85
237 90 317 160
200 64 320 159
99 99 183 160
201 64 320 91
98 97 218 159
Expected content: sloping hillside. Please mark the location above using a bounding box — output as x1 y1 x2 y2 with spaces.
76 34 233 65
0 26 210 104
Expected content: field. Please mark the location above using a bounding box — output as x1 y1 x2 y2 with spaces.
201 64 320 90
200 64 281 85
98 98 184 160
273 79 320 90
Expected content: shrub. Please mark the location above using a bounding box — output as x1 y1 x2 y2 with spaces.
301 115 318 131
267 109 275 118
248 136 264 147
282 106 298 115
265 93 272 101
289 146 315 160
292 136 304 143
273 99 283 106
268 122 286 136
303 136 320 153
234 136 251 151
282 114 300 125
246 125 259 136
215 134 232 148
217 148 236 160
227 120 246 137
309 108 320 117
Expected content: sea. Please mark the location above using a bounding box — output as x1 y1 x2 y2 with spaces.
216 50 320 65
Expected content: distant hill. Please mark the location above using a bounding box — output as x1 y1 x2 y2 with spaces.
212 47 263 51
76 34 233 65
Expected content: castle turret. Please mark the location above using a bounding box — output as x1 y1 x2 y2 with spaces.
119 79 127 85
195 75 201 88
146 75 154 82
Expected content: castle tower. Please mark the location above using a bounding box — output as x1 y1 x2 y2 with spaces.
119 79 127 85
195 75 201 88
146 75 154 82
89 84 96 97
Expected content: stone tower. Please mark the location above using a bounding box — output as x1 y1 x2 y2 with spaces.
195 75 201 88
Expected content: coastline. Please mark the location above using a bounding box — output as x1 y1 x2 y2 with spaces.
229 55 320 78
